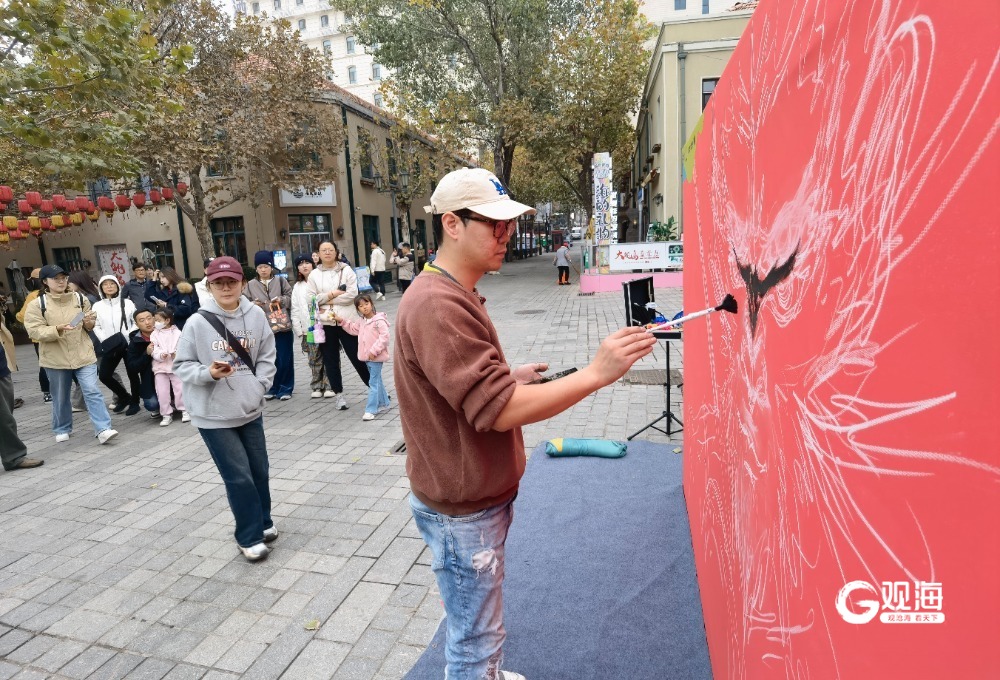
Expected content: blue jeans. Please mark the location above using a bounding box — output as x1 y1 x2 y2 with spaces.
143 395 159 413
199 416 273 547
45 364 112 436
268 331 295 398
409 494 515 679
365 361 390 415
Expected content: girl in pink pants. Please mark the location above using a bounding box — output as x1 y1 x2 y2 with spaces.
151 307 188 426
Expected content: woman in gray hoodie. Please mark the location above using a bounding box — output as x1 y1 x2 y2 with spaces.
174 257 278 562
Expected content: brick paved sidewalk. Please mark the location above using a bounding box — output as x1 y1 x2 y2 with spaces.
0 254 683 679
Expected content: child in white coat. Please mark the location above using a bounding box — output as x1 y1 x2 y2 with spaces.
151 307 188 425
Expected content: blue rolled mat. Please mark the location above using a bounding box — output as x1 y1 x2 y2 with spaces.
544 437 627 458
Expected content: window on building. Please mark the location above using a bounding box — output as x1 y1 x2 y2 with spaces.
702 0 709 13
52 247 85 273
344 11 353 22
322 39 332 55
86 178 112 204
674 0 686 9
372 63 382 80
373 93 383 108
357 127 375 179
320 14 329 27
210 217 248 265
348 65 357 84
141 240 175 271
206 159 230 177
702 78 719 110
273 0 280 10
252 1 260 14
297 19 305 30
346 36 356 53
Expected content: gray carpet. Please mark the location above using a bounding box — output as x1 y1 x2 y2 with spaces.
404 439 711 680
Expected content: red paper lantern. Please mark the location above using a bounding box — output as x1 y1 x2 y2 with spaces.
18 200 32 215
74 195 90 211
132 192 146 209
25 191 42 208
39 200 54 215
0 186 13 203
52 194 67 211
40 218 53 231
114 194 131 212
0 222 7 233
12 229 27 240
176 182 188 197
87 200 96 213
0 202 6 213
149 190 162 205
97 196 115 215
161 187 174 201
17 219 29 232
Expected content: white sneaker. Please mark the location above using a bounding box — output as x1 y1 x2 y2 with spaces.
362 412 375 421
323 390 336 398
239 543 269 562
335 394 348 410
160 416 172 427
311 390 323 399
263 526 278 543
375 292 384 300
97 429 118 444
55 433 70 443
181 411 191 423
500 673 527 680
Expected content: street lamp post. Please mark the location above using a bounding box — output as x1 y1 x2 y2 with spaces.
373 169 410 247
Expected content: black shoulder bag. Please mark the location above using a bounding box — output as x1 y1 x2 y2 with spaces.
197 310 256 375
99 295 129 355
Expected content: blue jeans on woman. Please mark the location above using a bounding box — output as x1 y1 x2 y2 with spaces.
198 416 274 548
45 364 112 436
364 361 390 415
409 493 515 679
268 331 295 398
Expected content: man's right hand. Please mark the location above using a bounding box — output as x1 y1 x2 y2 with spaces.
587 327 656 386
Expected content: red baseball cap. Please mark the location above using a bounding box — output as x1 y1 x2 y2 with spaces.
205 256 244 282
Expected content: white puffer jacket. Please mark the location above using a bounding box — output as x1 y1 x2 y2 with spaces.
291 280 314 338
92 275 137 342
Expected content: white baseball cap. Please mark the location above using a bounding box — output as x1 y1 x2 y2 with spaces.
424 168 536 220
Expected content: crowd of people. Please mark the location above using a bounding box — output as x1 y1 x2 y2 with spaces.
0 168 652 680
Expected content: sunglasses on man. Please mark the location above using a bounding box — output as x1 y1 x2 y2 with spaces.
453 210 518 240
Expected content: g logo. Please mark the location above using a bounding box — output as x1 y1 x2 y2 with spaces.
836 580 880 624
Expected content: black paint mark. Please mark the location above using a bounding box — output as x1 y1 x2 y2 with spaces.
734 246 798 337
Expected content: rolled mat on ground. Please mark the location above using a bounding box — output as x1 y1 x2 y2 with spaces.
544 437 627 458
405 439 711 680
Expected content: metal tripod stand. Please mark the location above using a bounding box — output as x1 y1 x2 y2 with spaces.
627 330 683 440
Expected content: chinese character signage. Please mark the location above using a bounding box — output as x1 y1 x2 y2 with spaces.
96 245 130 285
592 152 617 244
608 242 682 271
278 185 337 207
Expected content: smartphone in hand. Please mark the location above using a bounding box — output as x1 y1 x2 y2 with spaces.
68 311 86 328
528 367 578 385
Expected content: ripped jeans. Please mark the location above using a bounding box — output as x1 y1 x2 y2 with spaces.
409 493 515 680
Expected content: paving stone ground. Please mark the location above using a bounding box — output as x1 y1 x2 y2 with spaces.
0 254 683 679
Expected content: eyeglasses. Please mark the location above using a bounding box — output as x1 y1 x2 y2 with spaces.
455 211 517 240
209 279 242 289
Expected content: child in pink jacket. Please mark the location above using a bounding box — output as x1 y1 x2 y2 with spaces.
151 307 187 426
333 294 390 421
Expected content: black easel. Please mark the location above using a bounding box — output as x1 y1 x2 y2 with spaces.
628 329 683 440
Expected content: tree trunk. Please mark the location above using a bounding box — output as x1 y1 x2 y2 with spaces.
188 172 216 263
493 135 516 188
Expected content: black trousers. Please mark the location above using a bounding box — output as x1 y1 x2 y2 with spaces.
318 325 370 393
33 343 49 393
372 271 386 296
558 266 570 284
99 346 141 404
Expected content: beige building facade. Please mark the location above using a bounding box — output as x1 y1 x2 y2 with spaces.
0 86 465 300
631 9 753 237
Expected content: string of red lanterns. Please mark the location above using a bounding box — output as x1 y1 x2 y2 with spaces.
0 182 189 244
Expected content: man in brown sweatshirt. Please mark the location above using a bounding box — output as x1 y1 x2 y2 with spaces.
394 168 656 680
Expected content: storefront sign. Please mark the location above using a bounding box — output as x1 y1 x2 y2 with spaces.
609 242 683 271
96 245 130 284
278 185 337 207
593 152 618 244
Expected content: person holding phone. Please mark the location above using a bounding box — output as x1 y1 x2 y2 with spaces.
23 265 119 445
173 257 278 562
395 169 655 679
145 266 199 329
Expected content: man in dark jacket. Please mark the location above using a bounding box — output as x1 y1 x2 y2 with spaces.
123 262 154 313
125 309 159 419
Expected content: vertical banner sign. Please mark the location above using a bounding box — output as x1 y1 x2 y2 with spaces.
592 152 617 244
